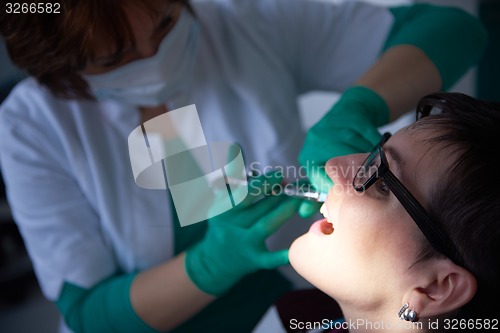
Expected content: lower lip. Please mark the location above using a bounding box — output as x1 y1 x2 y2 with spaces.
309 218 334 236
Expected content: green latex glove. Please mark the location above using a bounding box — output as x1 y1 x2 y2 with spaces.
298 86 389 217
185 173 300 296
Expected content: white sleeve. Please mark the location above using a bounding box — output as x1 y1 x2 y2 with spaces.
0 83 117 300
253 0 394 94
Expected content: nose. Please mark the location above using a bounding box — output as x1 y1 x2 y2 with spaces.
134 36 161 59
325 153 368 189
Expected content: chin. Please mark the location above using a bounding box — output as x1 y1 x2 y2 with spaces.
289 234 338 299
289 234 321 286
289 234 307 272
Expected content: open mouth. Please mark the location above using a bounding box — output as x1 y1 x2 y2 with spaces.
320 204 334 235
320 219 334 235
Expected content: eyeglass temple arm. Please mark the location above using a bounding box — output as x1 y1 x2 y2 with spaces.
383 171 464 266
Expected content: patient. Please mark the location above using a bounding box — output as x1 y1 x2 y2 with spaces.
289 92 500 332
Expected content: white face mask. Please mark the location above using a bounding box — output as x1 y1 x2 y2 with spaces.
84 9 199 108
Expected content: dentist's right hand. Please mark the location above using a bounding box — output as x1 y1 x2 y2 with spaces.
185 173 300 296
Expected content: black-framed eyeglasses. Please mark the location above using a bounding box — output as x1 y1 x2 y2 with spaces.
353 132 464 267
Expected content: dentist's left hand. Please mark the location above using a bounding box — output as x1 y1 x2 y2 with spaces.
185 173 300 296
298 86 389 218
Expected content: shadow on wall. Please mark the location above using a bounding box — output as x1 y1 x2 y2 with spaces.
1 39 27 100
478 0 500 102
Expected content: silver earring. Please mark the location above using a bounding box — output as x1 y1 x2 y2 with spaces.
398 303 418 322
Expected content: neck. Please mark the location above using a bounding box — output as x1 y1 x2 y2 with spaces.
340 305 426 332
139 105 168 123
138 105 181 139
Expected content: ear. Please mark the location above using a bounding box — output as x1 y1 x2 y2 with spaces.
405 259 477 318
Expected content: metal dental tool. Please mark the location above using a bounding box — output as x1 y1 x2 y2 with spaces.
217 177 327 203
282 185 328 203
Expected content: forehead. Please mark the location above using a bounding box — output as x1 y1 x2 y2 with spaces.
387 127 452 205
83 0 167 58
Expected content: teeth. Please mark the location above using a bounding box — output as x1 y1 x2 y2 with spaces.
320 204 332 223
320 204 326 217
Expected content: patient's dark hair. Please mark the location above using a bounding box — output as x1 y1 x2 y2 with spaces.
412 92 500 322
0 0 192 99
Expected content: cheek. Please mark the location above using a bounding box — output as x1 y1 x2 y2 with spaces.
334 195 412 266
335 198 384 253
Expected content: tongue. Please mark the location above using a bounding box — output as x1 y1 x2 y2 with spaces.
321 220 334 235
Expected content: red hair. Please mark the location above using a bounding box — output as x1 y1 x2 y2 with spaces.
0 0 190 98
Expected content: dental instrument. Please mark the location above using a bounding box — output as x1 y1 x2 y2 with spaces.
217 177 327 203
282 185 327 203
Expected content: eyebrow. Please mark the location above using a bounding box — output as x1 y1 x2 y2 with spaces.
384 145 405 171
93 5 176 66
94 48 130 66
